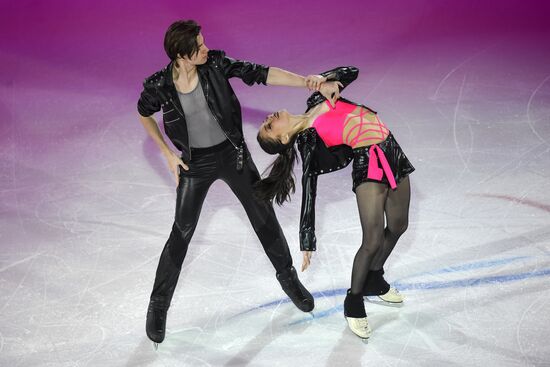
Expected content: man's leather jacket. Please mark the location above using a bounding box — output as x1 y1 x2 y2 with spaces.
297 66 378 251
137 50 269 163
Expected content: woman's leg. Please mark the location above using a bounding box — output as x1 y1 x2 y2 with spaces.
350 181 389 295
370 176 411 270
344 181 388 339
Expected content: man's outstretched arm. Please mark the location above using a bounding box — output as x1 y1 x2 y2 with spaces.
266 67 307 87
215 50 327 91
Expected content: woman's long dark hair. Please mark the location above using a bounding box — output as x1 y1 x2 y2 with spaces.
254 133 299 205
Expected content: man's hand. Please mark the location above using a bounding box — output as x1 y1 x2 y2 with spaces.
305 75 327 91
301 251 313 272
163 150 189 186
319 81 343 107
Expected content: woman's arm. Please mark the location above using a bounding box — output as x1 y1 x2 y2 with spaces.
320 66 359 91
306 66 359 110
297 132 319 253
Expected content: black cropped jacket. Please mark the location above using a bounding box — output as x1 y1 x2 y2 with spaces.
297 66 378 251
137 50 269 163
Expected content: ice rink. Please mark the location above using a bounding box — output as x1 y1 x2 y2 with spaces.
1 1 550 366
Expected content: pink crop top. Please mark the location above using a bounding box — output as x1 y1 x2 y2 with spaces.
311 100 396 189
312 100 389 148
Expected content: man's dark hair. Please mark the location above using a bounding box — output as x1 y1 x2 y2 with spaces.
164 20 202 61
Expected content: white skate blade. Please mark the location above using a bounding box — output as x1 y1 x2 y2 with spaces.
365 287 404 305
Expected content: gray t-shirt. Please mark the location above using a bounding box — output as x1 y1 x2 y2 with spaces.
178 82 227 148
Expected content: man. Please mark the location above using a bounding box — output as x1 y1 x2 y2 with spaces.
137 20 336 345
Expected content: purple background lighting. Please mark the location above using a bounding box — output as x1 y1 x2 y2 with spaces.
1 1 550 366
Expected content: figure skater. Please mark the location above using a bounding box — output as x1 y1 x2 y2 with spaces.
255 66 414 338
137 19 331 346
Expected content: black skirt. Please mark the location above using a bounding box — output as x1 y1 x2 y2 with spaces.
351 133 415 192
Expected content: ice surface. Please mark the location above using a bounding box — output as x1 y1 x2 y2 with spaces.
1 1 550 366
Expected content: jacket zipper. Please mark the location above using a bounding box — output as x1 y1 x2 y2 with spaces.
204 78 245 170
203 78 239 151
169 96 192 161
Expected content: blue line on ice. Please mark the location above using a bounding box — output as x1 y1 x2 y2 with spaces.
230 255 549 324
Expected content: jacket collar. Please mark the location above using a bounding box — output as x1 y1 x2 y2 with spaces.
163 60 209 88
163 61 174 88
161 61 211 117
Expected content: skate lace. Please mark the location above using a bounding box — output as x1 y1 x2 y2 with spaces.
356 318 369 329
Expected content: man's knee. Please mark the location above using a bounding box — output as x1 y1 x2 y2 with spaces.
166 222 194 264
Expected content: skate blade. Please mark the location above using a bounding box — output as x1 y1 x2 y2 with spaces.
152 342 159 351
365 296 404 308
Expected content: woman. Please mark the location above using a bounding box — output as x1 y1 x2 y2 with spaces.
255 66 414 339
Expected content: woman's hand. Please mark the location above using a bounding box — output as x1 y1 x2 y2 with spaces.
305 75 327 91
163 150 189 186
319 81 343 107
301 251 313 272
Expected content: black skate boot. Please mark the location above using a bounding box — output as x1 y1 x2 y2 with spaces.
146 296 169 347
276 266 314 312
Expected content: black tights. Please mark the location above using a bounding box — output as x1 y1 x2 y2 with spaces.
349 176 411 295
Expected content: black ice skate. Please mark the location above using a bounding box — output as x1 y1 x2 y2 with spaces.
277 266 314 312
146 296 169 349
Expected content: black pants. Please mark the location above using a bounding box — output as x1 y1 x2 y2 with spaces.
150 140 293 304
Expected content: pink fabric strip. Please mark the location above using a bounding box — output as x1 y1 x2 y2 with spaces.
345 124 362 143
376 114 384 138
355 136 388 144
367 144 397 189
343 114 356 128
345 107 390 146
351 129 389 145
348 108 370 146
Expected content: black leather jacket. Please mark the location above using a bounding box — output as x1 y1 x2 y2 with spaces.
137 50 269 163
297 66 378 251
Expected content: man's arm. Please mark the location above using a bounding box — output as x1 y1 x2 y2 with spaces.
138 115 172 157
213 50 323 90
266 67 306 87
267 67 334 92
138 114 188 185
137 84 188 184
